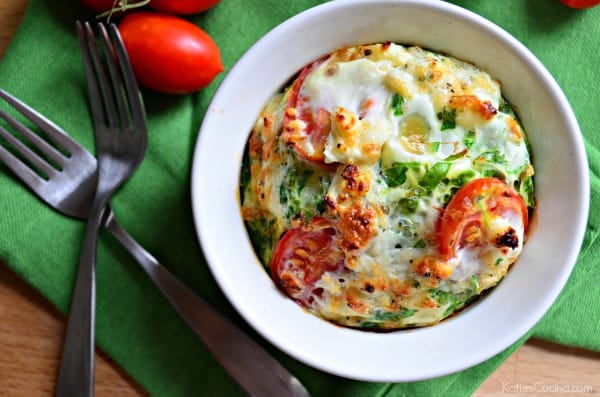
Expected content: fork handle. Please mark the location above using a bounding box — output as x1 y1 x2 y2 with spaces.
56 202 106 397
103 210 311 397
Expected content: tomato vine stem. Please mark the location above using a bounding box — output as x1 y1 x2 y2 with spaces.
97 0 151 20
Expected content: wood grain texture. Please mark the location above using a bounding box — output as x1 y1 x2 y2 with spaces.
0 263 148 397
0 0 598 396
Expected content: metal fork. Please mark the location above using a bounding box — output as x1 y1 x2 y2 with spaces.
52 21 149 397
0 53 311 397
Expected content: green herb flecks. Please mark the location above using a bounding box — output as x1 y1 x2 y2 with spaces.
240 145 252 199
428 289 458 317
499 97 515 115
246 218 277 266
437 107 456 131
391 93 405 116
383 161 421 188
463 130 476 149
519 173 535 208
280 166 330 221
453 170 476 187
361 308 418 328
398 185 427 215
419 161 451 190
479 150 507 164
413 239 426 249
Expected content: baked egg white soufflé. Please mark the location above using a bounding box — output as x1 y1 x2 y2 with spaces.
241 42 534 330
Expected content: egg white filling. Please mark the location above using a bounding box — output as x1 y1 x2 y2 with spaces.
242 43 534 329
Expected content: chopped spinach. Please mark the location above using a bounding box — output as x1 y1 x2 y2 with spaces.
437 107 456 131
479 150 507 164
391 93 405 116
240 145 252 199
383 161 420 187
280 166 330 220
399 197 419 214
471 275 480 291
398 185 427 215
452 170 476 187
519 174 535 208
413 239 426 249
246 218 277 266
361 308 418 328
481 169 505 178
498 96 515 115
419 161 451 190
428 289 458 317
463 130 476 149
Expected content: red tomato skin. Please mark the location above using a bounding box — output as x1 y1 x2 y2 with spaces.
560 0 600 7
437 178 528 260
118 12 223 94
283 58 333 166
149 0 221 14
270 217 345 305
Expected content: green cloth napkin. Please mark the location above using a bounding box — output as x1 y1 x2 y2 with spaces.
0 0 598 396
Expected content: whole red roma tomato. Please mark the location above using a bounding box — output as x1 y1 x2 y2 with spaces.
149 0 221 14
559 0 600 8
81 0 220 14
119 12 223 94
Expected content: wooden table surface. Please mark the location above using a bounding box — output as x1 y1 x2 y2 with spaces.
1 1 599 396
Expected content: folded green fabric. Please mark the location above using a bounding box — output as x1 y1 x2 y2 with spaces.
0 0 597 396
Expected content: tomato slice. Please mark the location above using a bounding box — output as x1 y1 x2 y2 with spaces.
437 178 528 260
283 58 332 165
270 217 345 305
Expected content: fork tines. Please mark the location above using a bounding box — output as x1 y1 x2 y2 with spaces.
75 21 145 133
0 90 69 182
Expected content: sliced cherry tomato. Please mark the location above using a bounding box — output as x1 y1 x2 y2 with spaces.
149 0 221 14
270 217 345 305
437 178 528 260
283 58 332 165
118 12 223 94
559 0 600 8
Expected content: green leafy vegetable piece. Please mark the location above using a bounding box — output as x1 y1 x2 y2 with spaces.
482 169 505 178
479 150 507 164
391 93 405 116
437 107 456 131
383 164 409 187
399 197 419 214
428 289 458 317
453 170 476 187
520 175 535 208
471 275 480 291
383 162 420 187
419 162 451 189
240 146 252 198
413 239 426 248
246 218 276 266
361 308 418 328
463 130 476 149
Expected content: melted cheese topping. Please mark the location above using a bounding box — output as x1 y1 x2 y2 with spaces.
242 43 535 330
